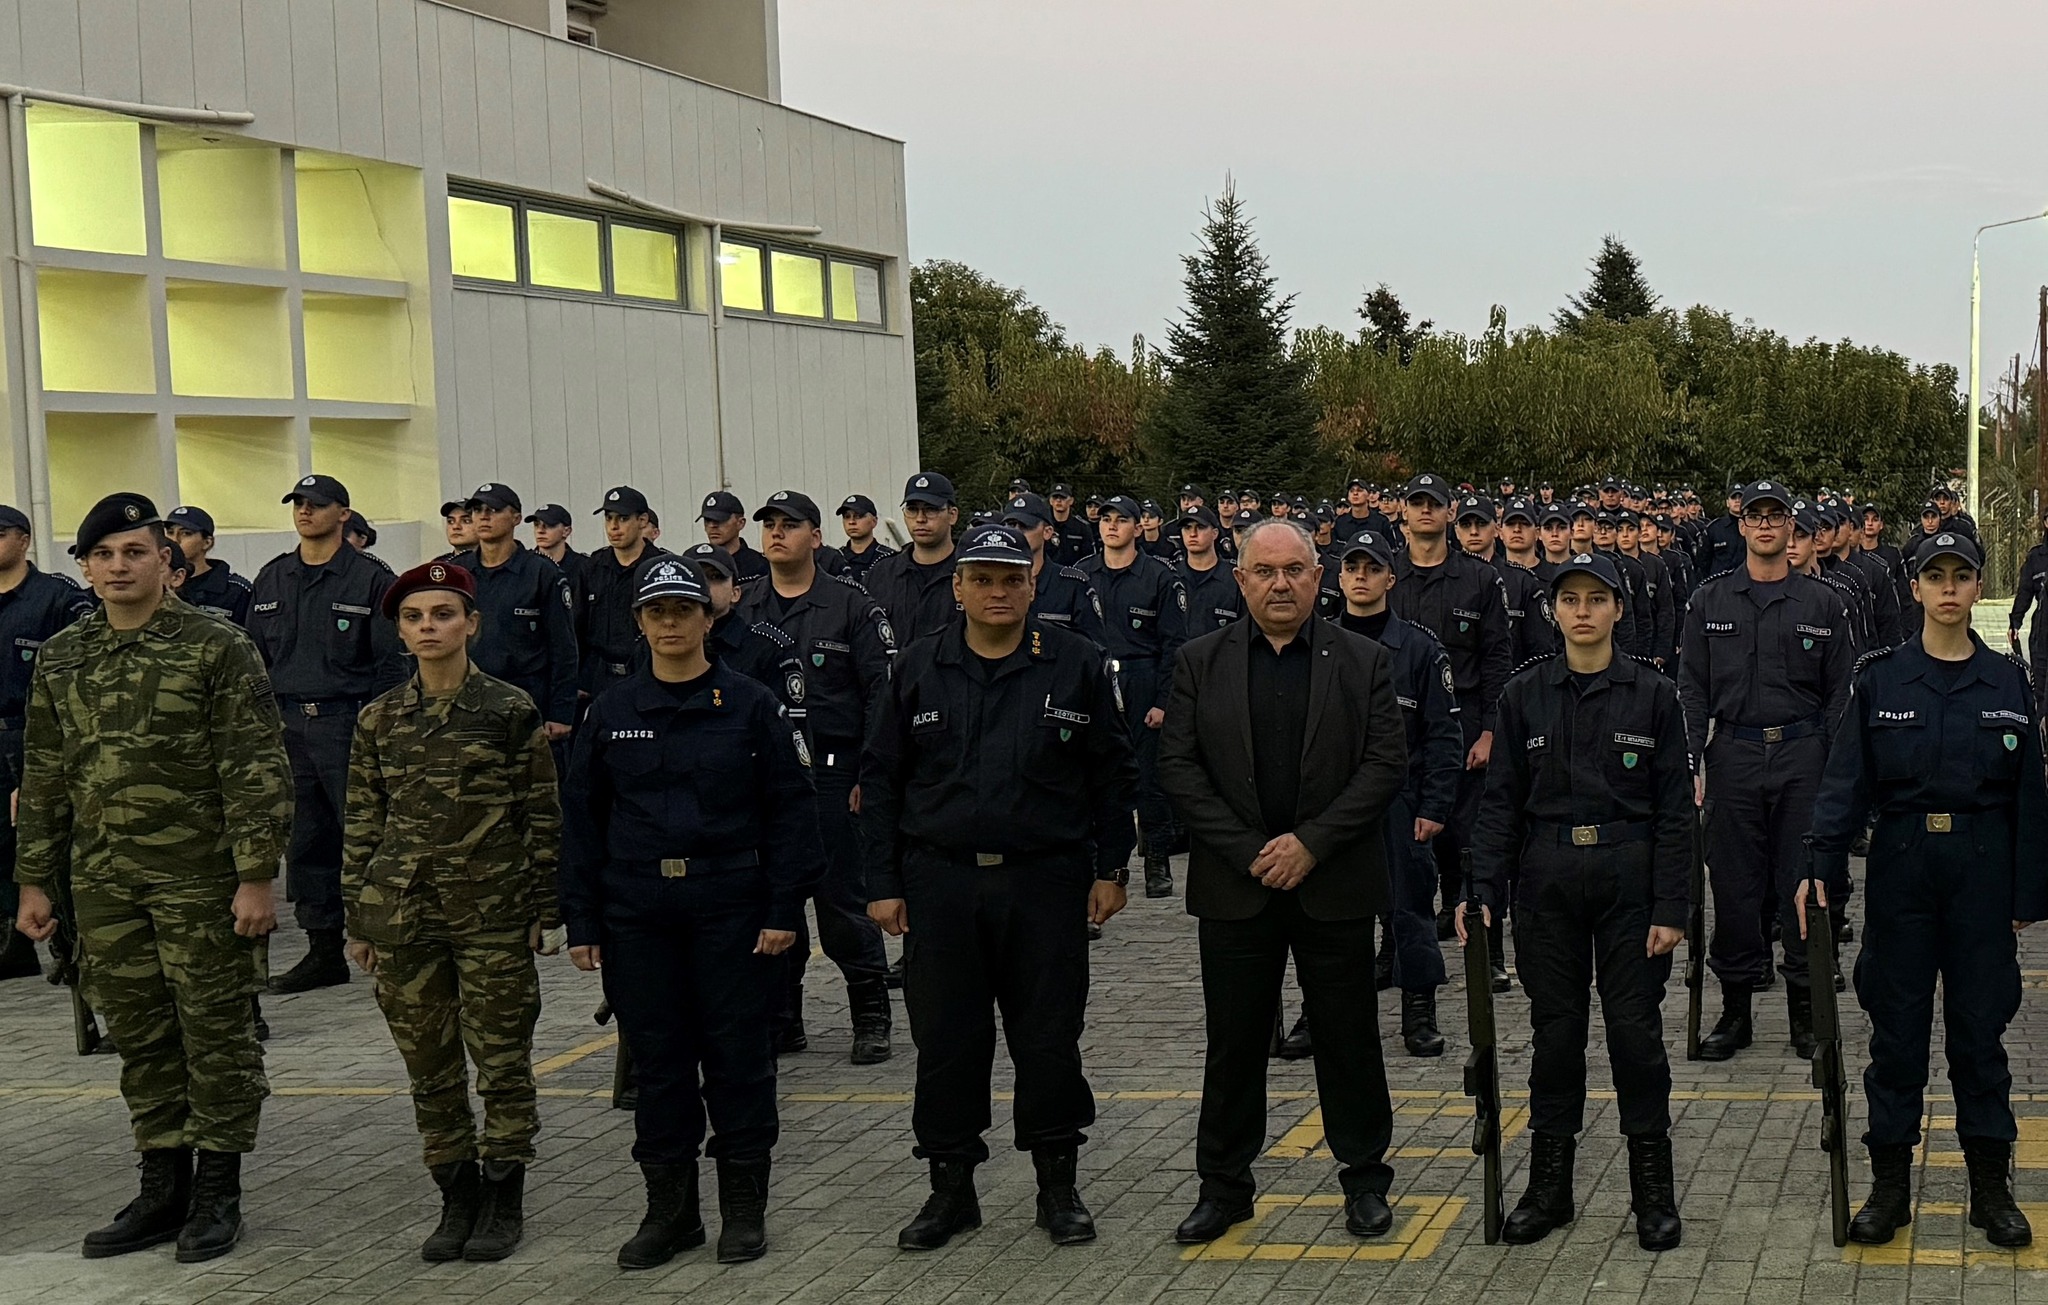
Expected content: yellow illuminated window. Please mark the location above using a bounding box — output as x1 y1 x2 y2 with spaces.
771 251 826 318
448 196 517 282
25 106 146 255
720 242 765 312
612 225 680 301
831 261 884 325
527 210 602 292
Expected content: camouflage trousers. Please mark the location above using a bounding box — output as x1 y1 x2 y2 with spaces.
75 864 267 1153
371 929 542 1167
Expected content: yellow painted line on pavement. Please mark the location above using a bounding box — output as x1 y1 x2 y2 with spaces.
1843 1201 2048 1268
1180 1193 1465 1262
531 1032 618 1078
1921 1117 2048 1169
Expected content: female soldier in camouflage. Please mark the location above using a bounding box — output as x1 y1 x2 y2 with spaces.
341 561 564 1263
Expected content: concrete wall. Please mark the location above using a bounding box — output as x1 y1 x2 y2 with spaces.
587 0 780 103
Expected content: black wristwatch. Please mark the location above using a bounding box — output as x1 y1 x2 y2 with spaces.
1099 866 1130 888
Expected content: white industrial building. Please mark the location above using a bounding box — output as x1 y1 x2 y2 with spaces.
0 0 918 571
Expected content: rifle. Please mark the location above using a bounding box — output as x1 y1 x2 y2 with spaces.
1804 842 1850 1247
1461 849 1503 1244
1684 808 1706 1061
45 876 102 1056
595 998 636 1111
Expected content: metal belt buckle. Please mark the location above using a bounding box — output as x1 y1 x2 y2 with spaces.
660 858 689 878
975 853 1005 867
1762 726 1785 743
301 703 321 718
1571 826 1599 847
1925 814 1953 834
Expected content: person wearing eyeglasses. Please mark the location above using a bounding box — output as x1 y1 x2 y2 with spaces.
1677 480 1854 1061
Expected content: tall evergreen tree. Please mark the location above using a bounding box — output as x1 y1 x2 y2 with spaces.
1556 235 1660 331
1144 179 1324 495
1359 283 1431 364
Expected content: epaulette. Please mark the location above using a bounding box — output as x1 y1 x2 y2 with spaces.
749 620 797 652
829 571 875 599
1509 652 1559 678
1399 616 1446 651
225 572 253 591
1850 645 1897 679
1057 563 1088 581
1696 566 1739 588
2006 650 2031 677
365 551 396 574
1625 652 1671 678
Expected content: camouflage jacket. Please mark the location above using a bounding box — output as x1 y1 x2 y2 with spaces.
343 664 562 945
16 594 291 890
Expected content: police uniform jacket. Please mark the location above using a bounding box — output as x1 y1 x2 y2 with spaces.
1076 551 1188 711
1630 550 1676 663
450 542 580 725
1049 516 1095 567
1821 554 1877 648
863 547 960 650
1603 549 1652 659
1696 513 1743 579
861 619 1137 899
1847 549 1904 648
182 559 251 626
2007 542 2048 652
0 565 95 729
342 665 562 945
1468 653 1693 928
1488 552 1559 666
711 611 807 725
1372 615 1462 824
1333 510 1394 544
1175 557 1244 634
1390 550 1513 733
735 570 894 749
1028 560 1108 646
1810 635 2048 918
577 542 669 694
559 662 825 945
838 539 897 585
1676 567 1854 751
248 542 406 701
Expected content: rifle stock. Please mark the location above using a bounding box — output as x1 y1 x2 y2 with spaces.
1804 858 1850 1248
1461 849 1503 1244
1685 808 1706 1060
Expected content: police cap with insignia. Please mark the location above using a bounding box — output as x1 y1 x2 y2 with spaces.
633 556 713 608
1049 483 1075 501
346 514 378 547
902 471 956 508
466 482 521 513
440 499 467 518
837 493 878 518
282 473 349 508
1177 505 1222 532
165 505 215 537
698 489 745 522
381 559 478 618
1341 530 1396 569
1789 500 1823 535
1456 494 1495 523
681 542 738 579
1540 505 1573 527
1735 479 1792 512
1550 551 1624 598
596 485 653 517
955 524 1035 567
1501 497 1538 524
1915 531 1982 571
1098 494 1142 522
1001 492 1053 529
753 489 821 526
1402 473 1453 506
70 492 162 557
525 503 573 527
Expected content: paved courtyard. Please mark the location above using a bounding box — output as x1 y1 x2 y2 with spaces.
5 859 2048 1305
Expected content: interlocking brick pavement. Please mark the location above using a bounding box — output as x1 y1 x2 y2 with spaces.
4 859 2047 1304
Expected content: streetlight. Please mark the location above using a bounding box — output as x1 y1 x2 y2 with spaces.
1968 209 2048 521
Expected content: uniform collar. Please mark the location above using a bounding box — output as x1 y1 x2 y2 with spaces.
87 593 190 644
1898 630 1996 691
1542 651 1637 689
628 660 738 714
933 619 1058 674
390 661 489 715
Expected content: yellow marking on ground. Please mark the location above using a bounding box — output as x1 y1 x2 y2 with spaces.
1180 1193 1465 1262
1267 1103 1529 1161
530 1032 618 1078
1843 1202 2048 1268
1921 1117 2048 1169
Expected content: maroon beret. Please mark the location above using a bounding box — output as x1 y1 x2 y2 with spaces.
381 559 476 619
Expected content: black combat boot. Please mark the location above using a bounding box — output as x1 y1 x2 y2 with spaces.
1849 1143 1915 1245
420 1160 480 1262
463 1160 526 1261
175 1151 243 1263
1964 1138 2033 1248
1488 916 1512 993
1787 985 1817 1060
1627 1134 1683 1251
898 1160 981 1250
617 1163 705 1269
81 1148 191 1258
774 976 808 1055
1400 990 1445 1058
1277 1013 1313 1060
1032 1147 1096 1244
1144 854 1174 899
268 927 348 993
849 979 893 1065
0 924 41 979
715 1159 771 1262
1501 1132 1576 1245
1696 984 1753 1061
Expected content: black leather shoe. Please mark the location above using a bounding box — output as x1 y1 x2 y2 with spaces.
175 1151 244 1263
1400 990 1445 1058
420 1161 481 1262
81 1149 191 1258
1965 1139 2032 1248
772 1018 808 1056
1276 1015 1313 1061
1344 1191 1393 1236
1849 1143 1914 1246
268 928 348 993
1501 1133 1576 1245
899 1161 980 1251
1175 1197 1254 1244
617 1163 705 1269
1143 855 1174 899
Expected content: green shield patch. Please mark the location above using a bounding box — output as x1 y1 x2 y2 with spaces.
1622 752 1639 769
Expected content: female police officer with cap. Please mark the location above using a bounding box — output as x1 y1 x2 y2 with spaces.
561 556 825 1269
1804 531 2048 1249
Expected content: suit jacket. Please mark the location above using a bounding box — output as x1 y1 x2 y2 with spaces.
1159 616 1408 922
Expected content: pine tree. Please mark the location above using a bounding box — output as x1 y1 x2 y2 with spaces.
1145 179 1323 496
1359 283 1431 364
1556 235 1659 332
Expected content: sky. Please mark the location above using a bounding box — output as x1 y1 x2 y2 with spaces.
780 0 2048 388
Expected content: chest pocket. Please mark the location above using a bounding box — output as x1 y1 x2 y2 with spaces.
1039 700 1089 745
1867 714 1925 782
1607 733 1657 797
1440 606 1483 649
1979 715 2028 783
329 602 373 664
1126 605 1160 636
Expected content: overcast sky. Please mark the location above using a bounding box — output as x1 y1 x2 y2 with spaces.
781 0 2048 387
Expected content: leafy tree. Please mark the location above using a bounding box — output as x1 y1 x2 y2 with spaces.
1359 283 1431 364
1556 235 1659 332
1143 179 1326 496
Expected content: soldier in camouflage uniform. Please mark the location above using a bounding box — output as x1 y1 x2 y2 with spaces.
12 493 292 1264
343 560 564 1264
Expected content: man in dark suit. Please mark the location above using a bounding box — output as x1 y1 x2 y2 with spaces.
1158 518 1409 1245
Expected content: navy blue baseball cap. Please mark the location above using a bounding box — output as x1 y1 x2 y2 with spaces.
681 541 738 579
837 494 878 518
1341 531 1396 569
754 490 821 526
1551 551 1624 598
1098 495 1142 521
597 486 652 517
1402 473 1453 505
165 505 215 537
633 555 713 608
283 473 349 508
345 514 378 546
1001 492 1054 529
902 472 956 508
0 505 30 534
525 503 573 527
1914 530 1983 570
1456 494 1496 523
1501 498 1537 525
1177 505 1222 532
698 490 745 522
1736 480 1793 512
955 524 1035 567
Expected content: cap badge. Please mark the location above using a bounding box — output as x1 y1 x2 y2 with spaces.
122 504 140 521
300 476 315 486
1937 533 1955 546
915 476 929 487
428 564 447 582
773 491 788 500
608 490 620 501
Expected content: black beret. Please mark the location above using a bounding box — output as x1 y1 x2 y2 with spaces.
71 493 162 557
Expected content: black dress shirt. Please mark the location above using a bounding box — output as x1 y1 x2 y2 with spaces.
1247 627 1312 834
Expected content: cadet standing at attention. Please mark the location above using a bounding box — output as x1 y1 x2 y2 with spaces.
1463 552 1691 1252
448 483 580 745
579 486 669 700
863 524 1138 1251
864 473 964 649
13 494 291 1263
342 561 565 1265
248 474 406 993
561 558 825 1270
1805 531 2048 1249
164 507 253 627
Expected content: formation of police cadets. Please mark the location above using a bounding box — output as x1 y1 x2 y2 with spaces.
4 458 2045 1266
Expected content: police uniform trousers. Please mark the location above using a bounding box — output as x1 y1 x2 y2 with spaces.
370 889 543 1168
1432 692 1489 910
600 862 780 1165
1512 830 1672 1139
900 847 1096 1164
1117 658 1174 854
1383 790 1447 992
784 742 888 1003
279 702 360 933
1856 812 2021 1149
1196 892 1395 1202
1704 731 1824 990
75 861 268 1153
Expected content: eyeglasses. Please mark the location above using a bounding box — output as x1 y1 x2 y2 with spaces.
1741 511 1790 527
1244 563 1313 584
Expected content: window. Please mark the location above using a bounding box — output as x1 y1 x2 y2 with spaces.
446 185 687 306
718 236 885 328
